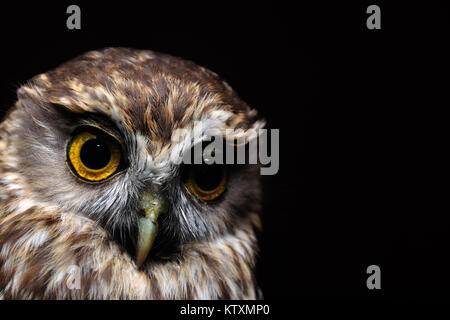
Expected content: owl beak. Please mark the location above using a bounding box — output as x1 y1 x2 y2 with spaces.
136 189 168 268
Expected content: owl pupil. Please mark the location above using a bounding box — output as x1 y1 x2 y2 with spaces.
80 139 111 169
193 165 223 191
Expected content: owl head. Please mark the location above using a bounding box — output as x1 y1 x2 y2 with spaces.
0 47 264 276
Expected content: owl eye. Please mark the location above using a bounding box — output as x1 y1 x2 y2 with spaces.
67 126 124 182
184 164 227 202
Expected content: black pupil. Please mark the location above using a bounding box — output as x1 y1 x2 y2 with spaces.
193 165 224 191
80 139 111 169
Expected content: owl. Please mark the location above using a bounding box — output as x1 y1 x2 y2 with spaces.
0 48 265 299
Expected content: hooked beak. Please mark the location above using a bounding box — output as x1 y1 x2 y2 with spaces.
136 188 168 268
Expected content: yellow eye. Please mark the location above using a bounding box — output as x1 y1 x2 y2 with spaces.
67 126 123 182
185 165 227 201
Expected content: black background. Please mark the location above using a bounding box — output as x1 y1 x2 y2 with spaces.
0 0 449 300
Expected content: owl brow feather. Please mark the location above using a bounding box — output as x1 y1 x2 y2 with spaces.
178 205 197 239
190 201 210 238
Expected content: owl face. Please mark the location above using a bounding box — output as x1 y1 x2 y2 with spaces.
2 48 263 269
